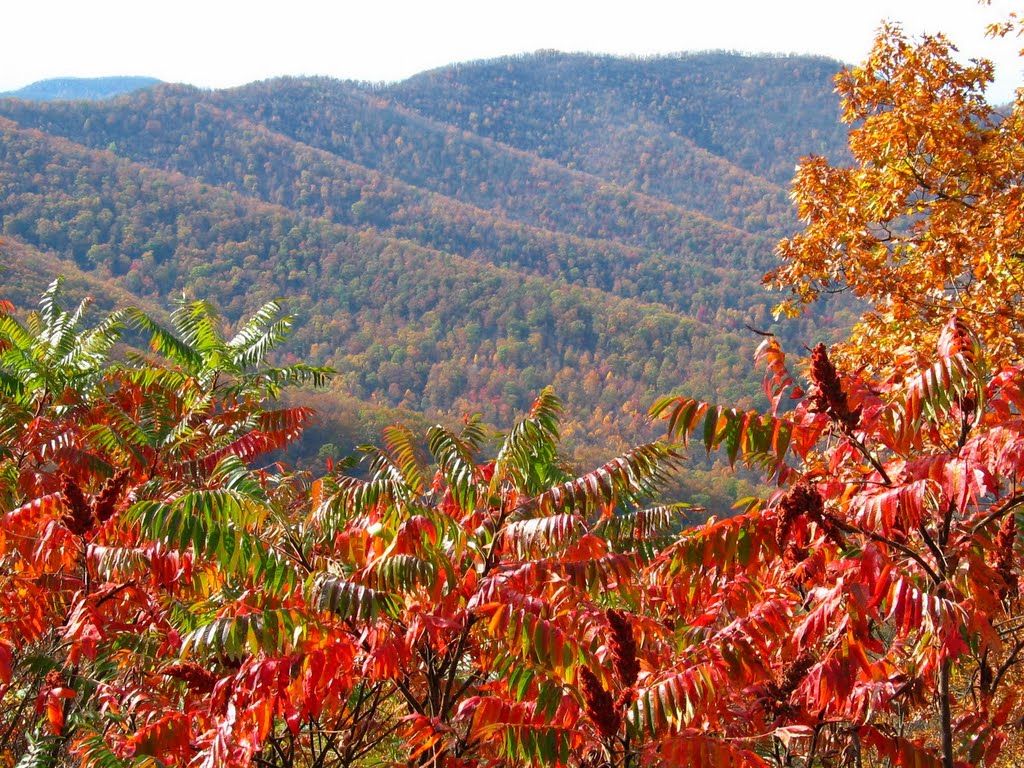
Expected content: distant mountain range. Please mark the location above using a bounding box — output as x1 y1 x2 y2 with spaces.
1 76 162 101
0 52 853 509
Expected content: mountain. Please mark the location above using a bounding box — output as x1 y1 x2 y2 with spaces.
0 52 853 510
1 76 162 101
385 51 848 190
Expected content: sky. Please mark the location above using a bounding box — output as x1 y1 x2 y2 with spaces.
4 0 1022 102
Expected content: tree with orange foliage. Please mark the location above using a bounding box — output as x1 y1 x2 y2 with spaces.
767 19 1024 374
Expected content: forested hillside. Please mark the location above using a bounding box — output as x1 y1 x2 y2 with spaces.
387 52 848 203
0 52 852 506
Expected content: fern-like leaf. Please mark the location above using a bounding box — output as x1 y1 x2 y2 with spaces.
180 608 307 660
364 553 438 593
650 396 820 481
428 422 483 512
655 730 769 767
630 663 720 736
521 443 678 519
502 514 585 558
492 387 563 493
381 424 427 495
312 574 399 620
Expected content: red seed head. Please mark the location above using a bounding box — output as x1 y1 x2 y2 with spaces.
60 476 94 535
807 343 860 430
580 667 620 740
162 662 218 693
995 514 1019 599
93 469 130 523
606 609 639 688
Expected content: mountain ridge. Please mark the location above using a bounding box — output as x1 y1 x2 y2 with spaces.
385 50 849 185
1 75 162 101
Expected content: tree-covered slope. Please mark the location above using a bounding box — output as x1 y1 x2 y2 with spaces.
386 52 849 190
0 87 778 328
207 78 778 266
0 118 760 449
0 52 856 502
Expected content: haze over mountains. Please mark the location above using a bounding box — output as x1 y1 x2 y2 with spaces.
0 76 162 101
0 52 852 505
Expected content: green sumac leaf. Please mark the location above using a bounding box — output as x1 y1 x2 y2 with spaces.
312 575 398 620
181 610 305 660
723 412 743 466
702 406 720 453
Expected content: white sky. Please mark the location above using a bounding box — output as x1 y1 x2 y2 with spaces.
4 0 1022 102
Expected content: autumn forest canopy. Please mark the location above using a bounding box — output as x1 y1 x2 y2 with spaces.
2 10 1024 768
